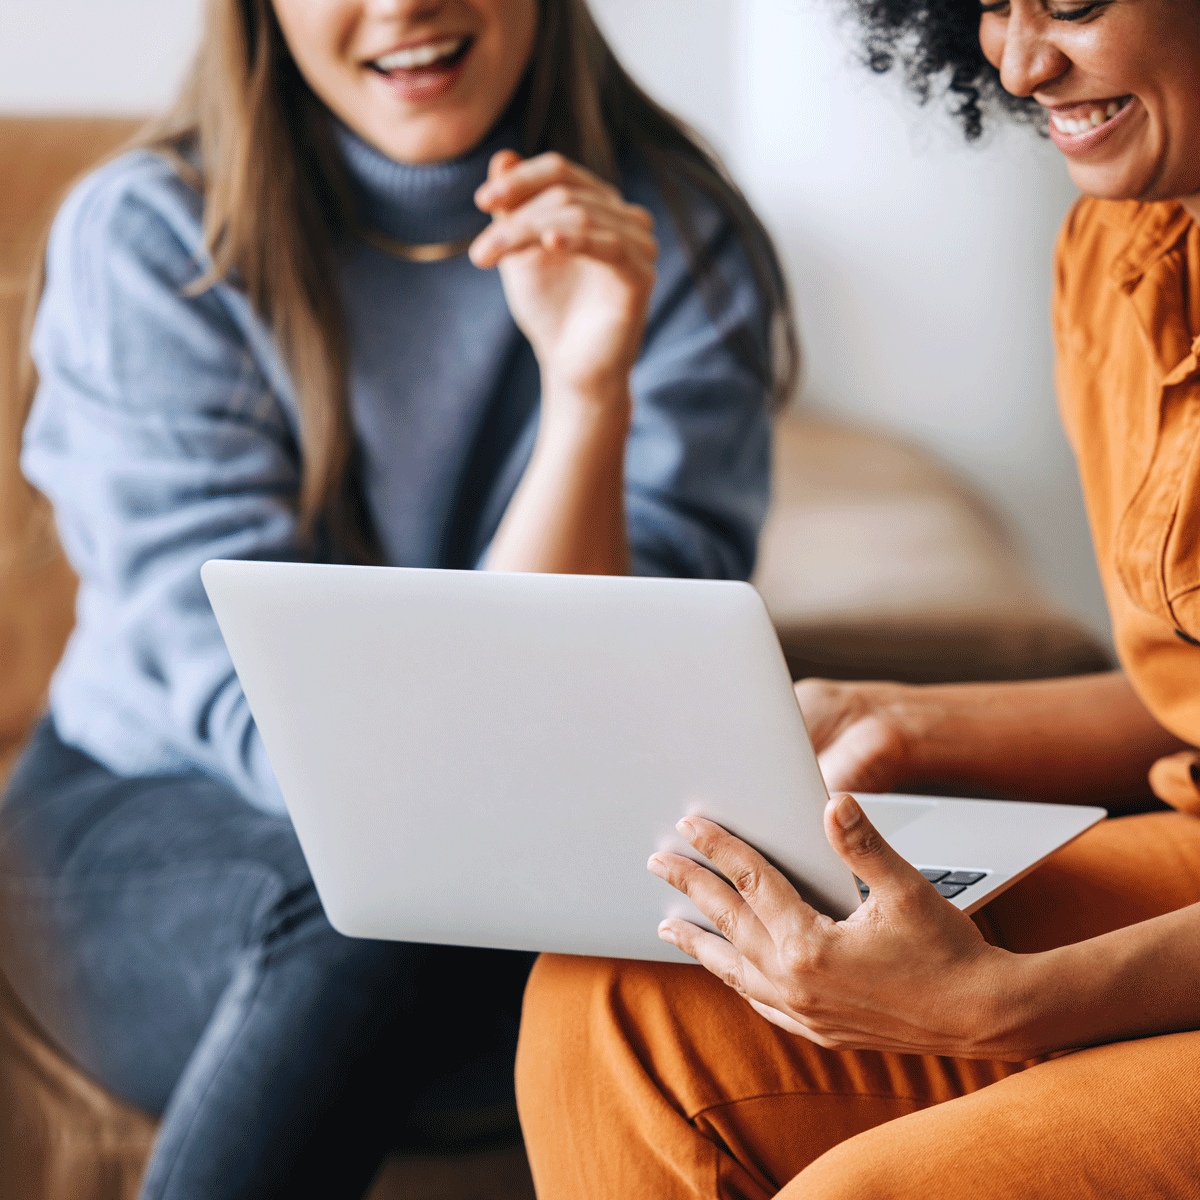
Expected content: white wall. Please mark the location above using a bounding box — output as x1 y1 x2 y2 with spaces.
0 0 203 113
593 0 1108 639
0 0 1110 637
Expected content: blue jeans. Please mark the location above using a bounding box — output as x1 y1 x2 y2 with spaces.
0 718 531 1200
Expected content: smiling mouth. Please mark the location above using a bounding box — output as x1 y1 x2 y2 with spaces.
370 36 473 77
1048 95 1132 136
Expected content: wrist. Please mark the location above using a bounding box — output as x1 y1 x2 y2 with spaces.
537 379 632 446
877 683 991 786
967 946 1057 1060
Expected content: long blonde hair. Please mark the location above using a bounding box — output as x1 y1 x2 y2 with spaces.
22 0 796 559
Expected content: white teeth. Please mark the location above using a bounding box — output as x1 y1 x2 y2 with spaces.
375 37 464 72
1052 101 1126 136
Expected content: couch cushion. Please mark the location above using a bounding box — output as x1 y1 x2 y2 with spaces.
754 416 1110 682
0 972 155 1200
0 116 144 282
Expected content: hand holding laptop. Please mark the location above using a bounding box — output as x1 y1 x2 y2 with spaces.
649 794 1021 1061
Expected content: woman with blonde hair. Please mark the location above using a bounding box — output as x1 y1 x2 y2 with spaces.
516 0 1200 1195
0 1 794 1196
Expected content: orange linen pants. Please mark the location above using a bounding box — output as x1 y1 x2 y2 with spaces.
516 812 1200 1199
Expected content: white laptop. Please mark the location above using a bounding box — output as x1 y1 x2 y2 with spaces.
201 561 1104 963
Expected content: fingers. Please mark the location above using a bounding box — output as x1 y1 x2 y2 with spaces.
654 815 827 963
662 924 844 1049
657 916 805 1033
471 151 656 274
470 215 656 275
647 847 773 960
677 815 817 929
823 795 927 898
470 194 657 275
656 915 754 985
744 997 828 1042
816 713 909 794
485 148 523 186
476 150 623 213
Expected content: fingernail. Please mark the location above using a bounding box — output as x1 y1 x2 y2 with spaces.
658 925 677 946
647 855 667 879
835 795 861 830
676 817 696 839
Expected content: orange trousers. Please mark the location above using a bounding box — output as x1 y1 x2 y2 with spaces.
515 812 1200 1198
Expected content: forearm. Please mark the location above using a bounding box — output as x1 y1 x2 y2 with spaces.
991 903 1200 1057
485 383 630 575
888 671 1186 808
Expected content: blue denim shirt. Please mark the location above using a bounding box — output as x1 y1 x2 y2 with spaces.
23 127 773 812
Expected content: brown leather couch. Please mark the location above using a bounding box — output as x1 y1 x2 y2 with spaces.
0 115 1110 1199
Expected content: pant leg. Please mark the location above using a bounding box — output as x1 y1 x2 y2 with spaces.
779 1029 1200 1199
0 719 527 1200
515 810 1200 1199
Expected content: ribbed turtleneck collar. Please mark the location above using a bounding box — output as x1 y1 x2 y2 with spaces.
334 119 521 245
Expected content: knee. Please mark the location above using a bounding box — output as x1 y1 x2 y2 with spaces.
516 953 616 1083
516 952 734 1119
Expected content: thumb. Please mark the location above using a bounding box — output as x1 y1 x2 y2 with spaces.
824 794 924 896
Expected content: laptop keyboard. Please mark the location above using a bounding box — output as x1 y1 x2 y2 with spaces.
856 868 989 902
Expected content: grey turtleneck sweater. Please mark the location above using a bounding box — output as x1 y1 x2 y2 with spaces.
24 121 773 812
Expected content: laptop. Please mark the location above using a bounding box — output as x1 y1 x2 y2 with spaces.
201 561 1104 963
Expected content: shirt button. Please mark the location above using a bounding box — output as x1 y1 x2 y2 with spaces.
1175 628 1200 647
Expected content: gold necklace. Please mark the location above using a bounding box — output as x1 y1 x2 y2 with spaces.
360 226 476 263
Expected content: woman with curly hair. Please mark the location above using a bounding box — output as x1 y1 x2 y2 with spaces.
515 1 1200 1196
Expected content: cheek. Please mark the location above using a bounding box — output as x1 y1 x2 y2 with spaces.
272 0 358 87
479 0 539 71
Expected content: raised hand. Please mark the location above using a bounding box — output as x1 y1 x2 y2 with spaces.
470 150 657 404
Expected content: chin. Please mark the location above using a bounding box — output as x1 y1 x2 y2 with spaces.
1066 162 1157 203
371 118 488 165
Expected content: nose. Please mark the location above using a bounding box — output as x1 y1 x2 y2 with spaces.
993 9 1071 98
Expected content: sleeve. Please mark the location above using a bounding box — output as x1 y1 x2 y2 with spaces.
620 168 774 581
22 159 301 812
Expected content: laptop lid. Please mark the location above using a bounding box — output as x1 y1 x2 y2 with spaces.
201 561 863 962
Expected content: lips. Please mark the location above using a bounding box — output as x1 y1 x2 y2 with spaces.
370 35 472 76
1046 94 1137 155
366 34 474 104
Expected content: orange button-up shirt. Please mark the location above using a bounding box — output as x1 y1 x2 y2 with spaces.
1055 197 1200 753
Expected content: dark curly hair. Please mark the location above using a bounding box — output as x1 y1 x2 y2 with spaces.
850 0 1042 139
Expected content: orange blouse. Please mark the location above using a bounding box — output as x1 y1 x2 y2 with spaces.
1055 197 1200 761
